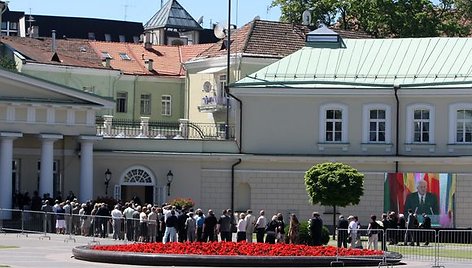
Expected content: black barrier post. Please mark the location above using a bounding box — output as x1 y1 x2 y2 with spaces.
17 210 27 237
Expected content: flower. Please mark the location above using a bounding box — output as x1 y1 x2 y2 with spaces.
92 242 383 257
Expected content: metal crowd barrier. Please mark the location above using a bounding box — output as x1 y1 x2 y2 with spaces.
335 228 387 266
436 229 472 267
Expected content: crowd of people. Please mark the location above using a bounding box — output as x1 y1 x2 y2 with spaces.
337 210 433 251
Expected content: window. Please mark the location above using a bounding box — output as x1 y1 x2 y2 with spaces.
449 104 472 144
104 34 111 42
363 104 391 143
218 74 227 104
161 95 171 116
133 36 140 43
414 109 430 142
140 94 151 115
101 51 112 59
116 92 127 113
88 32 95 40
37 160 60 195
406 104 434 144
119 52 131 60
456 109 472 143
119 35 126 42
319 104 348 143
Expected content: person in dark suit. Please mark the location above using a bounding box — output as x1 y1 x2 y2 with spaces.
337 215 349 248
404 180 439 216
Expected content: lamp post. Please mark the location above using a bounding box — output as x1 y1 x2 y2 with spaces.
166 170 173 196
104 169 112 196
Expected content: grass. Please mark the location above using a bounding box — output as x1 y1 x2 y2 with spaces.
0 246 16 249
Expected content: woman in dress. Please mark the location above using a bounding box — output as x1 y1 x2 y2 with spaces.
236 213 246 242
288 214 300 244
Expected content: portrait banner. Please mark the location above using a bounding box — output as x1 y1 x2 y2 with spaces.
384 173 456 227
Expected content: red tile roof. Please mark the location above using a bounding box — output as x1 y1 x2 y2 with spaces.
1 36 104 68
1 36 210 76
194 19 372 60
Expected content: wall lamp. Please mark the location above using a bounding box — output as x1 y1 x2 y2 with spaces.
104 168 112 196
166 170 173 196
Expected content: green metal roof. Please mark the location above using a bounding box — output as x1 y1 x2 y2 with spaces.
234 38 472 88
144 0 202 31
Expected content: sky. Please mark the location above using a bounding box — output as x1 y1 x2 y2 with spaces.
6 0 282 28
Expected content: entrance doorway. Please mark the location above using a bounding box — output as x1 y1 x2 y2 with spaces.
121 185 154 205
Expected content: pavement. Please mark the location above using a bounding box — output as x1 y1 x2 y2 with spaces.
0 232 470 268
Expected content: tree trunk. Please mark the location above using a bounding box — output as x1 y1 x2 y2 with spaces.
332 205 336 240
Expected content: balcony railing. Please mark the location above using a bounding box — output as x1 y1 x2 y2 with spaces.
96 116 235 140
198 95 227 113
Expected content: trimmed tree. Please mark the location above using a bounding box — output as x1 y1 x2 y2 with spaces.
304 162 364 239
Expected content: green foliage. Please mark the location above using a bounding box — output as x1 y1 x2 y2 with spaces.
0 56 17 71
304 162 364 207
271 0 472 37
285 221 330 245
170 197 195 209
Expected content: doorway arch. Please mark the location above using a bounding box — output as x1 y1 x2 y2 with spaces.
235 182 251 212
118 166 159 205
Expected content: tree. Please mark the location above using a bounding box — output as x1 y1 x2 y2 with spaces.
304 162 364 239
270 0 471 37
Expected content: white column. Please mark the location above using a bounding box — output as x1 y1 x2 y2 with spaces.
79 136 102 202
39 134 62 197
0 132 22 213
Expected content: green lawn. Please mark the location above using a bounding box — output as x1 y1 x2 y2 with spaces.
0 246 17 249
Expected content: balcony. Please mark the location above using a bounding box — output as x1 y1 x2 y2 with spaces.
96 116 235 140
198 96 227 113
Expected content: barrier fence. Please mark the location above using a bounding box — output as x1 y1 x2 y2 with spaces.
1 208 472 267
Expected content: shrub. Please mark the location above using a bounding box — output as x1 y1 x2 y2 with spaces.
285 221 330 245
170 197 195 209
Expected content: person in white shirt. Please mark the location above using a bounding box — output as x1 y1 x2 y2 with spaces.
111 205 123 240
237 213 247 242
347 215 358 248
255 210 267 243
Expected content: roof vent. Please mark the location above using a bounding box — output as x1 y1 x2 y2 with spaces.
305 24 344 48
145 59 154 71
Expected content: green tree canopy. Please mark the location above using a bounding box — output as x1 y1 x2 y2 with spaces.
304 162 364 207
270 0 472 37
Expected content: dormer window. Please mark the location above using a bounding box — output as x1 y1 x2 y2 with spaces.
119 52 131 60
105 34 112 42
305 24 344 48
101 51 112 59
119 35 126 42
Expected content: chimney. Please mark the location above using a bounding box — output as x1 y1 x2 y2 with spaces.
144 32 152 50
145 59 153 71
51 30 56 53
102 58 111 68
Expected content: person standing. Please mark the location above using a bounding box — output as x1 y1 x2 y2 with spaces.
111 205 123 240
255 210 267 243
185 211 196 242
265 215 279 244
347 215 358 248
236 213 247 242
309 212 323 246
147 207 158 243
288 214 300 244
367 215 380 250
203 209 218 242
276 213 286 243
195 210 205 242
122 203 135 241
163 209 178 243
337 215 349 248
404 209 419 246
244 210 256 243
177 208 189 242
218 209 232 242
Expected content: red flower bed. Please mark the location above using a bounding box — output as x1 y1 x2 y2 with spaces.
92 242 383 257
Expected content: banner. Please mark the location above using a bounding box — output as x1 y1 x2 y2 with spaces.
384 173 456 227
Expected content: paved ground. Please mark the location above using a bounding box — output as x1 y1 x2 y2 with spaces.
0 232 469 268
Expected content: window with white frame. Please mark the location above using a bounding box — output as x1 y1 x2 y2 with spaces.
161 95 172 116
362 104 391 143
116 92 127 113
449 103 472 144
140 94 151 115
406 104 434 144
319 104 348 143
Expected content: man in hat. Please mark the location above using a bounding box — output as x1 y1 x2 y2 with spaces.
309 212 323 246
337 215 349 248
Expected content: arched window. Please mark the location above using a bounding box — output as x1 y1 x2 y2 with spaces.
122 167 154 185
235 183 250 212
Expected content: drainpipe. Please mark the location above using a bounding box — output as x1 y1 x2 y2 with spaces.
132 75 138 121
231 158 242 213
394 85 400 172
225 0 232 140
225 86 242 153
